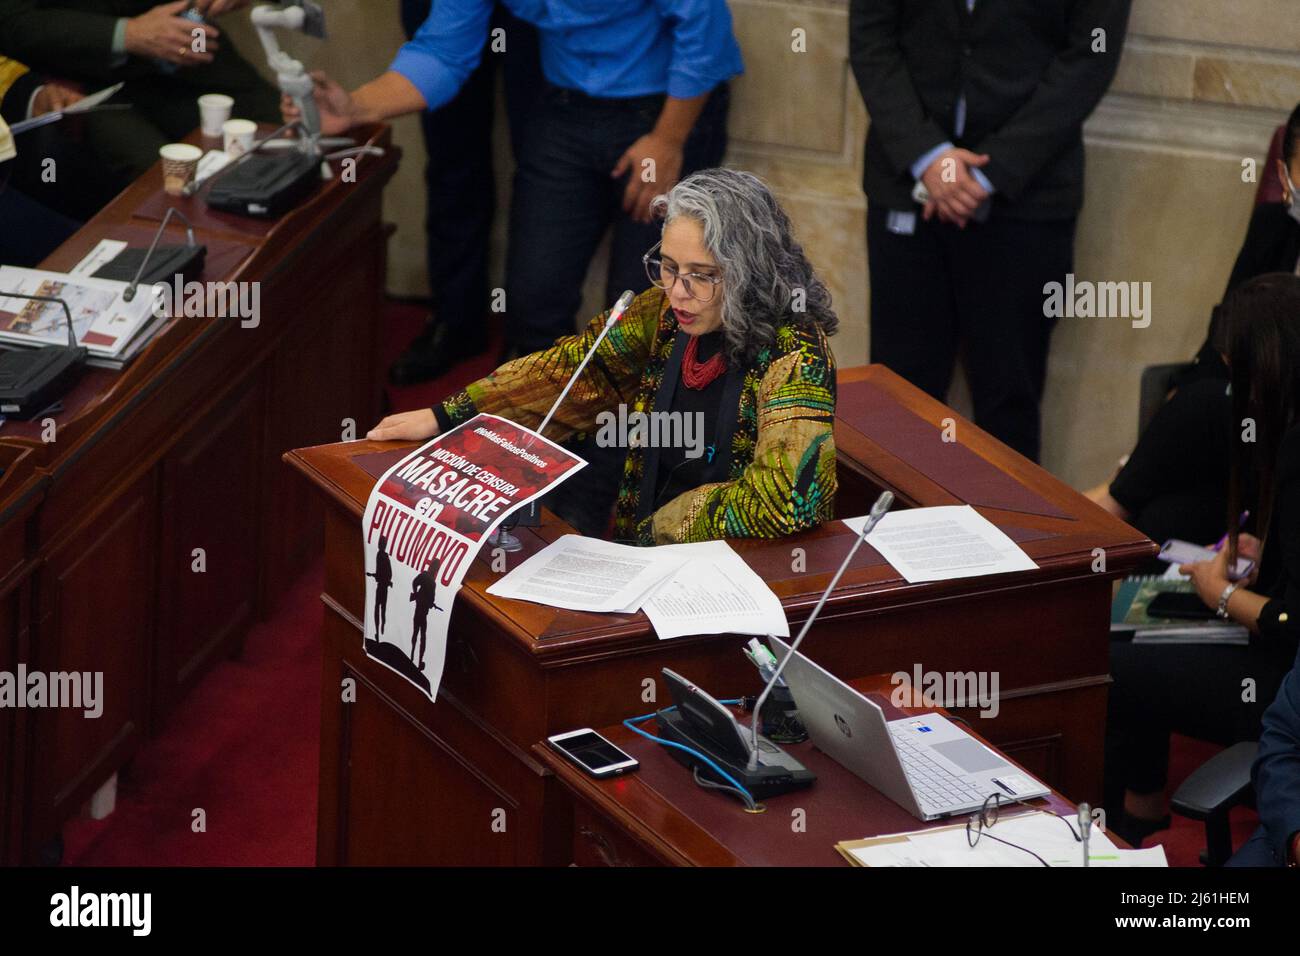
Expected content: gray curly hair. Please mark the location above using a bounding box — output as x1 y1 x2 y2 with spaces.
649 167 837 363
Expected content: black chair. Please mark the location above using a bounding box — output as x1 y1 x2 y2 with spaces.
1137 362 1194 433
1170 740 1257 867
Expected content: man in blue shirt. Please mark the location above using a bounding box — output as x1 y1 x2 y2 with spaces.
288 0 743 358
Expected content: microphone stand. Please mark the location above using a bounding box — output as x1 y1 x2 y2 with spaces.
488 289 635 552
122 207 197 303
530 289 635 444
747 490 895 771
1078 802 1092 867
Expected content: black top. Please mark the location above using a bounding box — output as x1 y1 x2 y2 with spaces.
849 0 1133 219
652 331 727 511
1108 376 1233 547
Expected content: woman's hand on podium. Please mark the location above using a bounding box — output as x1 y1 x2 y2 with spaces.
366 409 439 442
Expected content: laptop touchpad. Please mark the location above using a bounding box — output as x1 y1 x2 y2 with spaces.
930 738 1004 773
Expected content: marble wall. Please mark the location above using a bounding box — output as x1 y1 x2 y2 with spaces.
227 0 1299 487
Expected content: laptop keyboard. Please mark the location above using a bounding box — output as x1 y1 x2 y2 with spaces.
889 727 985 813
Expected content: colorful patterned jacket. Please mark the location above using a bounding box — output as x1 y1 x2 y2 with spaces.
432 288 838 545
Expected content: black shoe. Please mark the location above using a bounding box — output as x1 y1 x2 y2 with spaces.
389 320 488 387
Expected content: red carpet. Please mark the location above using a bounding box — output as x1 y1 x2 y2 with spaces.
57 299 1258 867
62 563 324 866
60 299 501 866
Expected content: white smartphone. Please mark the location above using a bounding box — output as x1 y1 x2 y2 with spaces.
1159 539 1255 579
546 728 639 779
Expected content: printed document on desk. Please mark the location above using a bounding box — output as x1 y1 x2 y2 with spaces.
844 505 1037 583
0 266 159 358
487 535 689 613
641 541 790 640
837 813 1168 867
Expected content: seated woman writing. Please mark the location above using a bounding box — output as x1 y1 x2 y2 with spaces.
367 167 840 545
1105 273 1300 847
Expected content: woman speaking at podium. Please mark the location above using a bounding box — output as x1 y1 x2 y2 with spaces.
368 167 840 545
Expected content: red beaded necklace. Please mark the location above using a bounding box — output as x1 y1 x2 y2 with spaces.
681 333 728 389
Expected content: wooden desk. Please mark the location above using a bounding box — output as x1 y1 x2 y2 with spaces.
534 674 1090 867
0 126 399 862
285 365 1153 866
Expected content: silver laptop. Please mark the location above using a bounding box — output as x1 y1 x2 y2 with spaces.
767 636 1049 820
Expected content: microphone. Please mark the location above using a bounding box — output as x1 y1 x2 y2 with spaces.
1078 801 1092 867
747 490 895 770
529 289 635 444
122 207 197 302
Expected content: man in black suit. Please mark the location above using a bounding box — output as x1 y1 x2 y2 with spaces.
1229 646 1300 867
850 0 1132 461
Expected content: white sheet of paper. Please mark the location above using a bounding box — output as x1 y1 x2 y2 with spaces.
70 238 129 276
195 149 233 187
642 545 790 640
62 81 124 114
614 539 733 613
843 505 1037 583
848 812 1165 868
486 534 687 613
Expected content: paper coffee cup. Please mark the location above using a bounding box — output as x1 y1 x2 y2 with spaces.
198 93 233 138
160 143 202 196
222 118 257 159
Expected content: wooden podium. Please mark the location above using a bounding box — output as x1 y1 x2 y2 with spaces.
0 125 398 863
285 364 1154 866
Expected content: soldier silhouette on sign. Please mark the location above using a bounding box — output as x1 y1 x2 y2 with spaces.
366 535 393 637
409 560 444 671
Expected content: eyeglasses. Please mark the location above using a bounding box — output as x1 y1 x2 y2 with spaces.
965 792 1082 866
643 242 722 302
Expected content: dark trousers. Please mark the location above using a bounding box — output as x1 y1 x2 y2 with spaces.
1226 825 1282 867
0 182 81 266
1103 640 1293 813
505 82 730 354
866 206 1074 462
400 0 540 340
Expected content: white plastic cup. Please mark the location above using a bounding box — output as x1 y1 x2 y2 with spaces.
197 93 233 138
222 118 257 159
159 143 203 196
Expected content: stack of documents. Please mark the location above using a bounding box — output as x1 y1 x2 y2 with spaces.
486 535 790 640
0 264 162 368
837 813 1167 867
